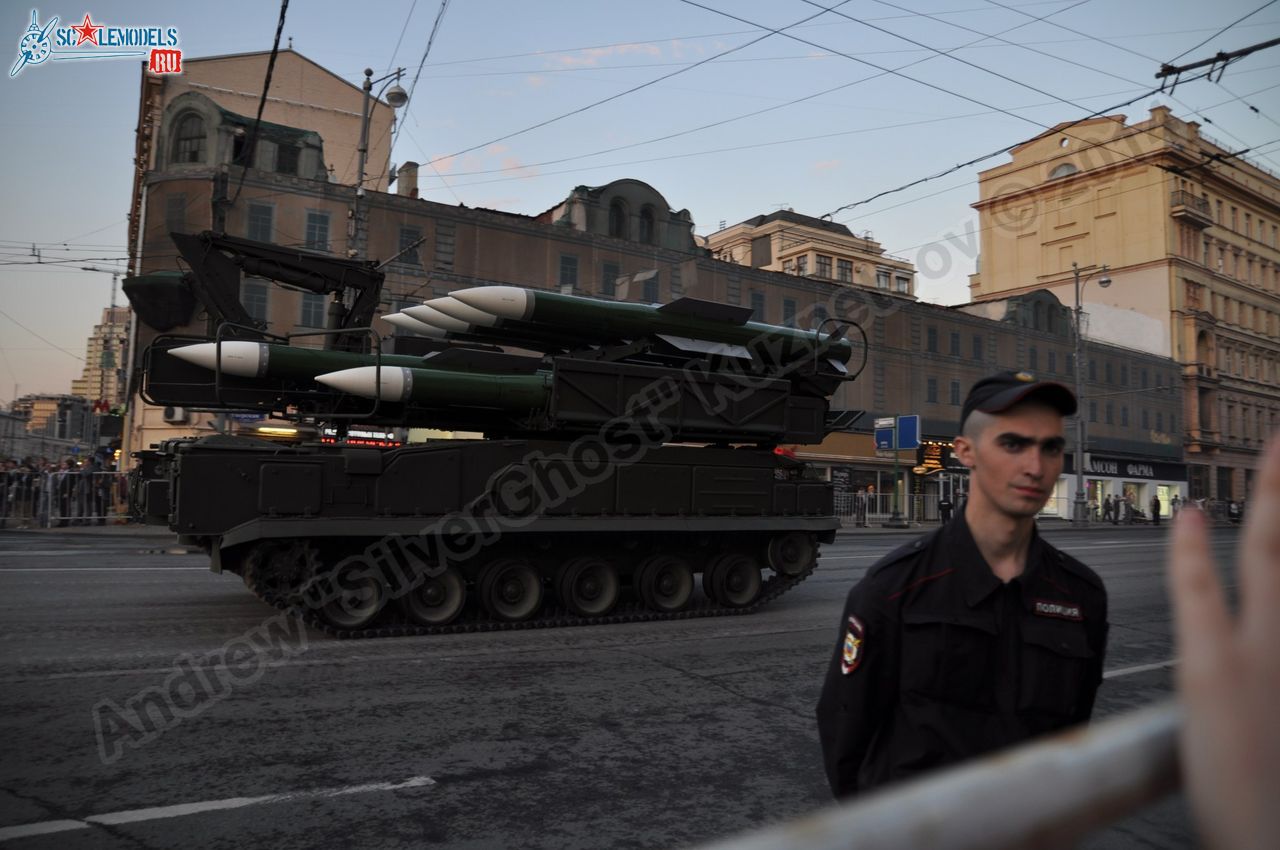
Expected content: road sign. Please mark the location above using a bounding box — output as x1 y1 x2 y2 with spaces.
875 427 895 452
874 417 894 429
897 414 920 450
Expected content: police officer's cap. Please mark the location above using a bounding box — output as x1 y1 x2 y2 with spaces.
960 371 1077 431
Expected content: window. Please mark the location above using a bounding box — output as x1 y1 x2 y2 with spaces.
642 274 659 303
927 377 938 403
949 380 960 406
1029 346 1038 371
812 304 828 329
241 279 269 322
1142 409 1149 429
1105 402 1114 425
1089 401 1097 422
1121 406 1129 427
796 255 808 276
972 334 983 361
1120 363 1128 386
896 276 910 293
300 292 326 328
639 207 655 244
837 259 852 282
601 262 620 297
949 331 960 356
247 203 273 242
397 226 422 265
559 255 579 294
926 327 938 353
276 145 299 176
816 255 832 278
172 113 205 164
1088 359 1097 381
165 193 186 235
1141 368 1148 389
876 269 890 290
1104 361 1114 384
782 298 796 328
1156 411 1164 431
1048 163 1078 179
1048 350 1058 373
750 292 765 321
608 200 627 238
305 210 330 251
782 259 795 275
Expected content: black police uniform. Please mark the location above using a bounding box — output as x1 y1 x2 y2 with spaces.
816 508 1108 799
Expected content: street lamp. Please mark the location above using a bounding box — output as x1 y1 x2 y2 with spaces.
352 67 407 260
1071 261 1111 526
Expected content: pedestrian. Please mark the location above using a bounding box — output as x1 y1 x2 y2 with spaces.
855 487 868 528
1150 493 1161 527
817 371 1108 798
1125 494 1136 525
1171 494 1181 517
938 494 953 524
1102 494 1113 523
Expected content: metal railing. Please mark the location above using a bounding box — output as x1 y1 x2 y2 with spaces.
1 470 133 528
689 702 1181 850
1169 189 1210 216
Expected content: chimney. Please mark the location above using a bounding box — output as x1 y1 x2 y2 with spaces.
398 161 419 199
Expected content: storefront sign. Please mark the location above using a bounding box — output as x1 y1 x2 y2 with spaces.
1063 454 1186 481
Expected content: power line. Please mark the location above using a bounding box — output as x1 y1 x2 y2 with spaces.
1164 0 1278 65
227 0 290 210
0 308 85 362
394 0 453 151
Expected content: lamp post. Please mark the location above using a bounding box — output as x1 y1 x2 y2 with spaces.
352 67 407 261
1071 261 1111 526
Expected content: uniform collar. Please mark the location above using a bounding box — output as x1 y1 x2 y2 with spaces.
947 506 1045 608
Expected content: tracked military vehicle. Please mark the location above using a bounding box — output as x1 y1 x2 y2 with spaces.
128 231 866 637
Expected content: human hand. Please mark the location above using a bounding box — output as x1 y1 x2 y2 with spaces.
1167 436 1280 850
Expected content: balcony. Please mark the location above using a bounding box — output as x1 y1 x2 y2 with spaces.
1184 361 1217 382
1170 190 1213 228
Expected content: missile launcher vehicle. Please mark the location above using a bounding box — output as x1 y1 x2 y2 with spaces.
128 231 866 637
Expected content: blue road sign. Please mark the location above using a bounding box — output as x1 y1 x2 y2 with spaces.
896 415 920 450
874 427 895 451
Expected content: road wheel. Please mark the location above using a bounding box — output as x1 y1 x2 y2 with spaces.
766 532 816 576
635 555 693 613
478 558 543 622
399 565 466 626
706 553 762 608
317 557 387 629
557 556 620 617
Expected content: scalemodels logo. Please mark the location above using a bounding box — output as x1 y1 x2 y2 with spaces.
10 9 182 78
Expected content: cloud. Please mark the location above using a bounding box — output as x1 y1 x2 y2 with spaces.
526 74 547 88
547 42 662 68
813 159 842 172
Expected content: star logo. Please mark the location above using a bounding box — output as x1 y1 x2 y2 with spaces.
71 13 102 47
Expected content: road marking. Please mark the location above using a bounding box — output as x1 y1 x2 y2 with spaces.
1104 659 1177 679
0 775 435 841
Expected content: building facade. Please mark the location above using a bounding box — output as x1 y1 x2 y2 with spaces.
969 106 1279 502
70 306 131 410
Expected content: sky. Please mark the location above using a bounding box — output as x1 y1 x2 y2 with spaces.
2 0 1278 406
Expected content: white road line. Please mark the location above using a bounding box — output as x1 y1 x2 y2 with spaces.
1104 659 1177 679
0 776 435 842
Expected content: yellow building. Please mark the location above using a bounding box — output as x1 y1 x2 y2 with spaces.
705 210 916 300
969 106 1280 502
70 306 131 408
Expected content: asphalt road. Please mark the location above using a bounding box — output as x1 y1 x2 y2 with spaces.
0 525 1240 849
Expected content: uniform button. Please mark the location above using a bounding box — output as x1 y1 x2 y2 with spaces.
913 541 922 549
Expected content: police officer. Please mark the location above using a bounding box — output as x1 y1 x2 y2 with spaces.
816 371 1109 798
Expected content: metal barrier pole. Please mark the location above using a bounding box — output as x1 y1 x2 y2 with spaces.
689 702 1181 850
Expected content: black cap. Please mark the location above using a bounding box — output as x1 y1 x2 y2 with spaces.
960 370 1077 431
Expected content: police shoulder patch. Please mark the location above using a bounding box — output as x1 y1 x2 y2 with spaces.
841 614 866 675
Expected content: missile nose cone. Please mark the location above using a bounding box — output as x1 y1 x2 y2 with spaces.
168 341 265 378
315 366 407 402
449 286 529 321
385 313 447 338
424 296 499 327
403 304 472 333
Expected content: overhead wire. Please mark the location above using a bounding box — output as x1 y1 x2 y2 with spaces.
1164 0 1279 65
226 0 290 210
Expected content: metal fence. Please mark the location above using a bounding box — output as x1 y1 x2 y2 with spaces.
835 493 955 526
0 470 132 528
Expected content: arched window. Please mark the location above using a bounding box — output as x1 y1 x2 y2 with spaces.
1048 163 1078 179
172 113 206 164
608 200 627 238
639 206 655 244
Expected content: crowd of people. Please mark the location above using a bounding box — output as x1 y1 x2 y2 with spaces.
0 452 119 528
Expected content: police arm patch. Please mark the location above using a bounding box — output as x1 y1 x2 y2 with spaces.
841 614 866 675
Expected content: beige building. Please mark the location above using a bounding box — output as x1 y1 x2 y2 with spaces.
705 210 917 299
969 106 1280 502
70 306 131 408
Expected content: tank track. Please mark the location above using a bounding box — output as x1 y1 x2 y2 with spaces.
254 563 816 640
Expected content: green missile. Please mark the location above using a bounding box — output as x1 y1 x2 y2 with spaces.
315 365 551 409
449 286 853 365
168 341 427 380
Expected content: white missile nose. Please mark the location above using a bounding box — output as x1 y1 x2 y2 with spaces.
449 286 529 321
385 313 447 338
403 304 472 333
424 296 499 327
315 366 407 402
167 341 264 378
